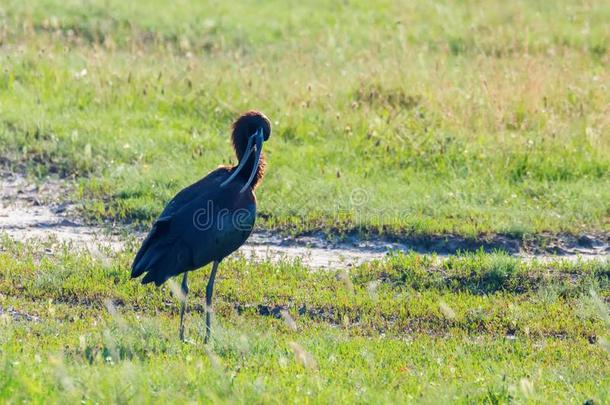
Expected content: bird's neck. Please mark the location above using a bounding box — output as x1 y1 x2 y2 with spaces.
234 151 266 190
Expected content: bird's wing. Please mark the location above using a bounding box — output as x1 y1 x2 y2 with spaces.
130 215 173 280
160 167 230 217
131 168 231 281
163 179 256 267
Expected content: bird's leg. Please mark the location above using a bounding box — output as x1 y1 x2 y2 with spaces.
179 272 189 341
204 261 219 344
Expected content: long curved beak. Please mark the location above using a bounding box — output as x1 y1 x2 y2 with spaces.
220 128 264 192
240 130 264 193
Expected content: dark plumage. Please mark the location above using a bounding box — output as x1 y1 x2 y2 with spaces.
131 110 271 342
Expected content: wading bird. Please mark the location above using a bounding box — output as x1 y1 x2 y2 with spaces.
131 111 271 343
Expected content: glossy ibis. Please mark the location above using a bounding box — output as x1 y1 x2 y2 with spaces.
131 111 271 343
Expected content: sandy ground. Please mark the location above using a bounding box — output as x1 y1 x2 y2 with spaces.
1 173 608 269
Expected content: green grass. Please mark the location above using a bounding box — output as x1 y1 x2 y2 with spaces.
1 239 609 403
0 0 609 237
1 2 610 402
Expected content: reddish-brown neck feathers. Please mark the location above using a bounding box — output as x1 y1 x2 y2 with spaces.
230 111 271 190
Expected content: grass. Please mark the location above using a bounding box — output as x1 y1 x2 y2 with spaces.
0 239 609 403
1 1 609 403
0 0 609 237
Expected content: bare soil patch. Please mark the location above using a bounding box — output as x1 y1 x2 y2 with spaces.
0 172 123 252
1 173 608 269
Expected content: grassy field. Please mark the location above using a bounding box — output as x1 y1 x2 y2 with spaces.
0 0 609 237
1 1 610 403
1 240 609 402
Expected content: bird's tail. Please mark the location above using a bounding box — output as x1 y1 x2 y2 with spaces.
131 239 190 286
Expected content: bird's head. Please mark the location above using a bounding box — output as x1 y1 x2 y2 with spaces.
231 110 271 159
222 111 271 192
